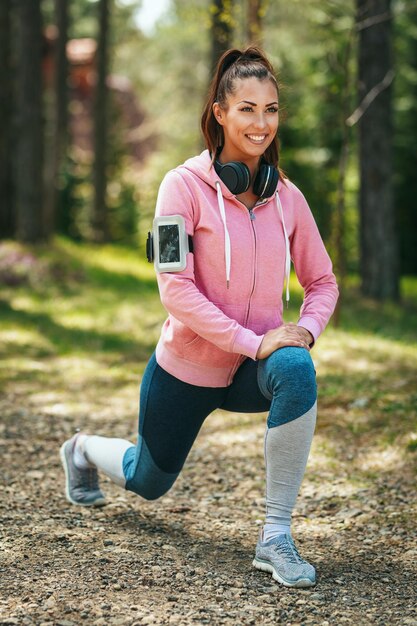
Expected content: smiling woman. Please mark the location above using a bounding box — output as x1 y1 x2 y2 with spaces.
213 78 279 160
59 46 339 591
201 48 284 211
212 77 279 210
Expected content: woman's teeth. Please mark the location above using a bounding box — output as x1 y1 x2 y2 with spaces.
246 135 266 143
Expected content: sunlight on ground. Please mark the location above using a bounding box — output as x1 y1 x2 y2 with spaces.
355 445 409 473
58 238 156 282
1 328 54 351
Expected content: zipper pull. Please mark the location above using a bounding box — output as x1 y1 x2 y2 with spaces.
249 209 256 221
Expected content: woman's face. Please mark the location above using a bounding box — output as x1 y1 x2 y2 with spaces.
213 77 279 163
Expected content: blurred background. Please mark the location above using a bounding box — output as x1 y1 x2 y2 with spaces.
1 0 416 303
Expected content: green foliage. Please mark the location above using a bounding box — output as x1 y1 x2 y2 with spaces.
113 0 210 223
42 0 144 244
0 238 159 366
57 149 92 241
56 87 140 244
263 1 358 266
57 150 139 245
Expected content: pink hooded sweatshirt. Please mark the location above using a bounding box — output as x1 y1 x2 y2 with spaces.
154 149 339 387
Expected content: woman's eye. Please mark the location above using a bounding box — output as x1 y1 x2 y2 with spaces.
267 107 279 113
240 106 253 112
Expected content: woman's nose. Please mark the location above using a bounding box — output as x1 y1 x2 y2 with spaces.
253 113 267 130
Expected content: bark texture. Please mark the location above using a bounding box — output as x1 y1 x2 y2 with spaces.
210 0 234 74
357 0 399 299
0 0 14 238
43 0 70 238
15 0 44 242
92 0 110 242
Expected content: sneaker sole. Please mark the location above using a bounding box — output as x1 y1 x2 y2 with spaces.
60 441 106 507
252 557 316 588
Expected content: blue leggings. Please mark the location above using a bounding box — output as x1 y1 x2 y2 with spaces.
123 347 317 499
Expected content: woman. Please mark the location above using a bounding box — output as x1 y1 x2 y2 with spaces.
60 47 338 588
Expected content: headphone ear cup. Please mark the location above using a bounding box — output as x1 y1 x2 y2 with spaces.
253 164 279 198
215 161 251 195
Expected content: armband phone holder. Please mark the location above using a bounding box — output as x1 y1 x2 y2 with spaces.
146 215 193 273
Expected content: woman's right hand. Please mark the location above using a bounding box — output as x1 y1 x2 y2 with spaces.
256 323 311 360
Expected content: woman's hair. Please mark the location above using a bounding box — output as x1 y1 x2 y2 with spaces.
201 46 286 178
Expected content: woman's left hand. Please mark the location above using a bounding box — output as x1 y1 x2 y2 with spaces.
256 323 314 359
294 324 314 347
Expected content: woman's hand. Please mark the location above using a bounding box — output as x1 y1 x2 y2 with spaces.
256 323 313 360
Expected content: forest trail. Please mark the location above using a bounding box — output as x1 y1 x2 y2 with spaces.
1 245 416 624
1 389 415 626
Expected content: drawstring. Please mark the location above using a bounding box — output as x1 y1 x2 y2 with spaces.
276 191 291 306
215 182 290 302
216 182 231 288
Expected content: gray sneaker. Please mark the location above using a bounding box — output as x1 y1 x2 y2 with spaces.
253 532 316 587
60 434 106 506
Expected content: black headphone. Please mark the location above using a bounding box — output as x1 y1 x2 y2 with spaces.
214 156 279 199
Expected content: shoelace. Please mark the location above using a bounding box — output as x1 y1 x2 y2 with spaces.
274 537 305 564
78 467 99 491
86 468 99 490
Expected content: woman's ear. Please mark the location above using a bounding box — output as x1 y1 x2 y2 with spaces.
212 102 224 126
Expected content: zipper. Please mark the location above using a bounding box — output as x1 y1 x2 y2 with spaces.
226 206 259 385
226 197 267 385
244 210 257 327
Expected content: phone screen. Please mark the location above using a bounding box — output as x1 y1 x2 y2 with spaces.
158 224 180 263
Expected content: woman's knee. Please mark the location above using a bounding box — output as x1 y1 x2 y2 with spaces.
126 472 177 500
259 346 317 400
259 347 317 427
123 437 180 500
269 346 315 381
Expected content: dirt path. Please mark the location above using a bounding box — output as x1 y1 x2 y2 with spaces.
1 391 416 626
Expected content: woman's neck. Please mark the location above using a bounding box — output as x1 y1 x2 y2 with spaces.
236 188 260 210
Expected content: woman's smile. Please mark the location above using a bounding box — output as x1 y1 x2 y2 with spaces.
246 133 269 144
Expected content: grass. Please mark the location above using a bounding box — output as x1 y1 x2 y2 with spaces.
0 237 416 463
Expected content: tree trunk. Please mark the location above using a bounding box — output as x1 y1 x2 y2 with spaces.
43 0 69 238
357 0 399 299
15 0 44 242
92 0 110 242
0 0 14 238
210 0 234 74
247 0 264 45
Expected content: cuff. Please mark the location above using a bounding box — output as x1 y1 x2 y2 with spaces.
297 316 322 347
232 327 264 360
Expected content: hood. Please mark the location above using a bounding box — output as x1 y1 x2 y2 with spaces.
180 149 235 199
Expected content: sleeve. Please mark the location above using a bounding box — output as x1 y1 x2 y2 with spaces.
290 187 339 345
154 170 263 360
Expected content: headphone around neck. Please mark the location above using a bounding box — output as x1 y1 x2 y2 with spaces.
213 154 279 199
